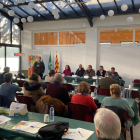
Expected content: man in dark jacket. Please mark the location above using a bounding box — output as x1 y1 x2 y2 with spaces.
0 67 10 84
75 64 85 77
46 73 71 105
84 65 95 77
33 56 45 79
98 71 117 89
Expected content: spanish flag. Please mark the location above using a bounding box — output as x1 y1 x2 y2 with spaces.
55 54 59 73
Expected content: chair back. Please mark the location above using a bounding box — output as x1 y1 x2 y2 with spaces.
16 95 36 112
133 83 140 88
134 79 140 83
131 90 139 99
62 84 74 92
0 95 12 108
98 88 110 96
90 86 96 94
17 80 25 87
68 103 93 122
0 95 3 106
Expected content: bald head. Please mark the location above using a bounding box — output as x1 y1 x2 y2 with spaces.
79 64 82 69
54 73 63 83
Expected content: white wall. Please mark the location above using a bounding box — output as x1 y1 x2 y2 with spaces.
22 14 140 86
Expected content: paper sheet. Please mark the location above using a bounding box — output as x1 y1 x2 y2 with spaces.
62 129 78 139
0 115 11 125
68 83 79 86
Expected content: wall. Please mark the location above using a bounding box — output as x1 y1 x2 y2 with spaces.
22 14 140 86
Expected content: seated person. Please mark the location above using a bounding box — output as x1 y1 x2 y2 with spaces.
98 71 117 89
43 70 55 89
46 73 71 105
32 68 42 82
23 74 45 103
101 84 134 129
96 66 106 77
75 64 85 77
111 67 119 76
63 65 71 76
94 108 121 140
71 81 97 122
0 67 10 84
0 73 22 101
84 65 95 77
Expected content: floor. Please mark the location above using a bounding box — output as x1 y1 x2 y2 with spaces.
127 115 140 140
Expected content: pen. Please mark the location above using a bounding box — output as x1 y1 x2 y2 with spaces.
78 131 84 138
30 126 40 128
3 122 7 127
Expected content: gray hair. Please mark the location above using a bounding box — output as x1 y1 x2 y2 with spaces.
54 73 63 82
94 108 121 139
4 67 10 73
106 71 112 77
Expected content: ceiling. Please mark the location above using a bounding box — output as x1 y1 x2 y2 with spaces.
0 0 140 29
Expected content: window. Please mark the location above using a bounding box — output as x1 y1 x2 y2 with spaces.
12 23 20 45
100 28 133 44
34 32 58 45
59 30 86 45
0 46 5 72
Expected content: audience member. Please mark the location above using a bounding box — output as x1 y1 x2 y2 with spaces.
23 74 45 103
71 81 97 122
98 71 117 89
0 73 22 101
63 65 71 76
33 56 45 79
46 73 71 105
0 67 10 84
102 84 134 129
84 65 95 77
96 66 106 77
45 70 55 83
94 108 121 140
32 68 42 82
75 64 85 77
111 67 119 76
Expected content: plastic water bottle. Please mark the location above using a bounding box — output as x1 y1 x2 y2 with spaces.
50 105 54 122
95 78 98 85
75 86 77 94
15 101 20 116
75 77 77 82
121 90 124 97
132 81 134 87
93 88 97 99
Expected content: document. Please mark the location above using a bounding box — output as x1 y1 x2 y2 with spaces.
0 115 11 125
62 129 78 139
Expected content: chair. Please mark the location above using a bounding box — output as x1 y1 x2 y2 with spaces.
16 95 36 112
134 79 140 83
133 83 140 88
90 86 96 94
0 95 12 108
17 80 25 87
62 84 74 92
0 95 3 106
68 103 93 122
98 88 110 96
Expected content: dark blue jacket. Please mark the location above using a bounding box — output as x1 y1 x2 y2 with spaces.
96 70 106 77
75 68 85 77
112 72 119 76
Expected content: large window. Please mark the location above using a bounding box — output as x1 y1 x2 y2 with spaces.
100 28 133 44
0 47 5 72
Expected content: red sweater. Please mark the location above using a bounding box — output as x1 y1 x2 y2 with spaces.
71 94 97 122
63 70 71 76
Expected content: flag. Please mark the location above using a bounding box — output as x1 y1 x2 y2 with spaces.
48 53 52 71
55 54 59 73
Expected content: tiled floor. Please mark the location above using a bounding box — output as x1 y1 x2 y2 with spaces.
126 115 140 140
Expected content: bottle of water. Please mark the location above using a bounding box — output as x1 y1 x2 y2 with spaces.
75 77 77 82
75 86 77 94
132 81 134 87
15 101 20 116
93 88 97 99
50 105 54 122
96 78 98 85
121 90 124 97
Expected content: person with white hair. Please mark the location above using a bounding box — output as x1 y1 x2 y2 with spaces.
46 73 71 105
94 108 121 140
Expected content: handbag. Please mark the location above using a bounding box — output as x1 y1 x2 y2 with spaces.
10 102 28 115
37 121 69 140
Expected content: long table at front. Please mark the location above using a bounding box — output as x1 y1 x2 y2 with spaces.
64 76 125 86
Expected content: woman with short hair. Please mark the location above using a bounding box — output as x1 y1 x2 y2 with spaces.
32 68 42 82
63 65 71 76
45 70 55 83
71 81 97 122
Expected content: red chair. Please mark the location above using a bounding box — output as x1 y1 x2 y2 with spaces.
98 88 110 96
90 86 96 94
62 84 74 92
16 95 36 112
68 103 93 122
17 80 25 87
134 79 139 83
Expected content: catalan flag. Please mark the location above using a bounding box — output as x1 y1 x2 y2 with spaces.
55 54 59 73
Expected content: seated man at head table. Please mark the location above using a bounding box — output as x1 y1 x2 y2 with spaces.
75 64 85 77
46 73 73 105
96 66 106 77
111 67 119 76
0 67 10 84
98 71 117 89
94 108 121 140
0 73 22 102
83 65 95 77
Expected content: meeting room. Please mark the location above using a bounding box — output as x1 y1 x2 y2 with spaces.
0 0 140 140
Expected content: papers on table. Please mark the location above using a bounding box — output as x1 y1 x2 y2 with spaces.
72 75 77 78
12 121 46 134
0 115 11 125
125 88 138 91
84 76 89 79
68 83 78 86
62 128 94 140
92 76 97 79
